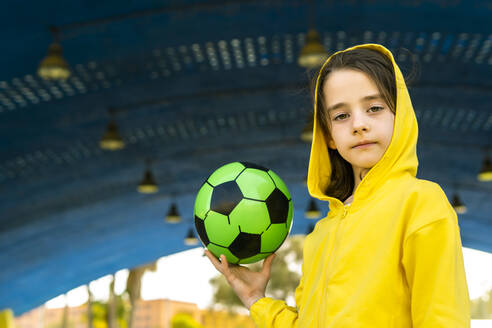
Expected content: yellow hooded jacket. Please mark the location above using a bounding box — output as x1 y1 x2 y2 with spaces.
249 44 470 327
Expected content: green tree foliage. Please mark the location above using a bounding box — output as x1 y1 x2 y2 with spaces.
170 313 204 328
81 293 129 328
91 301 108 328
115 294 130 328
209 235 304 311
470 288 492 319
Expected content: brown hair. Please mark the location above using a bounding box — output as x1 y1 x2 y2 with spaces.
314 48 397 202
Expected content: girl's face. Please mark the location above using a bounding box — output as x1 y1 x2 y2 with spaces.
322 68 395 171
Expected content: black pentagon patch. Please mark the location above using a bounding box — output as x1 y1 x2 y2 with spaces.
211 181 243 216
265 188 289 224
229 232 261 259
240 162 269 172
195 215 209 245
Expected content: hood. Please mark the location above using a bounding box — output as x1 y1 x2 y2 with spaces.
307 43 419 215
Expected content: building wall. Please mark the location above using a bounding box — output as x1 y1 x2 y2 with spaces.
16 305 89 328
132 299 201 328
15 299 255 328
15 307 43 328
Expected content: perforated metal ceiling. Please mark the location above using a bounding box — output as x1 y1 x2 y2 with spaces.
0 0 491 315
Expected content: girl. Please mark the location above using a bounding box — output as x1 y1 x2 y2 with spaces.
205 43 470 327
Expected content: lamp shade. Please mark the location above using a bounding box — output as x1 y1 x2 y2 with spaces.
300 120 313 142
184 228 198 245
37 42 71 80
478 156 492 181
165 203 181 223
305 199 321 218
137 169 158 194
100 121 125 150
298 29 329 68
452 193 467 214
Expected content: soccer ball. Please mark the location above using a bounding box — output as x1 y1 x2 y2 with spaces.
194 162 293 264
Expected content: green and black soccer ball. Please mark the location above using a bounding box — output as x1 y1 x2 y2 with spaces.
194 162 293 264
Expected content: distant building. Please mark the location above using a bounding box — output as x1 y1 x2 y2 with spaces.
15 305 87 328
132 299 201 328
15 299 255 328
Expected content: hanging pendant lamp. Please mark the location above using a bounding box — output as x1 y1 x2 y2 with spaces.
137 170 158 194
478 155 492 181
38 26 71 80
298 29 329 69
165 203 181 223
300 120 313 142
451 193 467 214
100 121 125 150
184 227 198 246
305 199 321 218
137 161 158 194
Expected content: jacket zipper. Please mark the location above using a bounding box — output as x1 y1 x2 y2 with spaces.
318 204 349 326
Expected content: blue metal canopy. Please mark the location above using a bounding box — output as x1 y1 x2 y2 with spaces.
0 0 491 315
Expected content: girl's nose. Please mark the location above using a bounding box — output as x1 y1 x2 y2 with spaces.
352 111 369 134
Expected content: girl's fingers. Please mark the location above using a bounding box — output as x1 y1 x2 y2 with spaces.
206 250 273 283
204 250 224 274
220 254 231 276
261 253 276 276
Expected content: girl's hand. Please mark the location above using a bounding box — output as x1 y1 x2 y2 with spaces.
204 250 276 309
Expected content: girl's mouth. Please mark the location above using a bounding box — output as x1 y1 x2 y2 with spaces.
353 142 376 149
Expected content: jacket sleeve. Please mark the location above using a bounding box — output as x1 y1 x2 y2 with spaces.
249 271 303 327
402 217 471 327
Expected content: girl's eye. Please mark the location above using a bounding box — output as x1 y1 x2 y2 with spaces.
333 113 348 121
369 106 384 112
332 106 384 121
